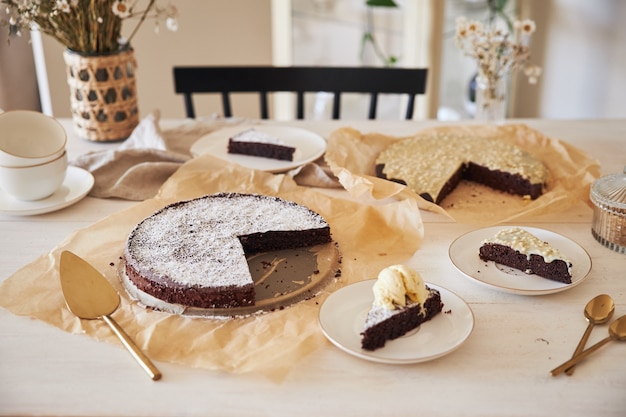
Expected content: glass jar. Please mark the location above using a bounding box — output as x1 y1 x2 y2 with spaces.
590 167 626 254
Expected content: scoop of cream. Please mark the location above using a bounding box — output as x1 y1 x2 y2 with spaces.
372 265 430 310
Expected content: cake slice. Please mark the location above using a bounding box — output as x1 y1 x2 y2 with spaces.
227 128 296 161
479 227 573 284
360 265 443 351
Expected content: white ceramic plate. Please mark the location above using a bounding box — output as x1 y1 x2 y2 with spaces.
0 166 94 216
449 226 592 295
319 280 474 364
190 125 327 173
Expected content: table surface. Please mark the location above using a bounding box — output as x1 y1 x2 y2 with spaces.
1 118 625 417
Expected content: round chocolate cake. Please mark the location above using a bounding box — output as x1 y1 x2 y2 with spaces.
123 193 332 311
375 134 547 204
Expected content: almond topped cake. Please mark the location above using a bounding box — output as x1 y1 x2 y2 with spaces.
375 134 547 204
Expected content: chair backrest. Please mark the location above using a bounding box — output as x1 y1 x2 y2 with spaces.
173 66 428 120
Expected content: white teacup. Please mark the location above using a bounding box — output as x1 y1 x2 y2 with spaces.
0 151 68 201
0 110 67 167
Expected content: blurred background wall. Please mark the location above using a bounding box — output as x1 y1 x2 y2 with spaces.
0 0 624 120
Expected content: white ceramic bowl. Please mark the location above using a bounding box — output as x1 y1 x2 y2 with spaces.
0 151 68 201
0 110 67 167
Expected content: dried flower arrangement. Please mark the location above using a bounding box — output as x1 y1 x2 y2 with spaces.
1 0 178 54
455 16 541 119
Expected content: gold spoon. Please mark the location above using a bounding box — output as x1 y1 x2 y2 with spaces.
551 315 626 376
565 294 615 375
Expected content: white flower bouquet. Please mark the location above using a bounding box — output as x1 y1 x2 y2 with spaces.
456 17 541 94
1 0 178 54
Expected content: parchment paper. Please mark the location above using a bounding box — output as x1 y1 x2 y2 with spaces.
325 123 601 224
0 152 423 381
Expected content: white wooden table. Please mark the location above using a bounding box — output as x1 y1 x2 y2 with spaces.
1 119 625 417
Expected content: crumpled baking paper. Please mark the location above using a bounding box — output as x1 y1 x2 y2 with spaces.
0 152 422 381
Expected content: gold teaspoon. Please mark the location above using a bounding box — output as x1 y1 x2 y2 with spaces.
551 315 626 376
565 294 615 375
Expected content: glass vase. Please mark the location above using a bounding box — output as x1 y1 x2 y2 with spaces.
475 73 507 122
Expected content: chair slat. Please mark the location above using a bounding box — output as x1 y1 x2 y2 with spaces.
183 93 195 119
332 92 341 120
260 91 269 119
296 92 305 119
368 93 378 120
405 95 416 120
221 92 232 118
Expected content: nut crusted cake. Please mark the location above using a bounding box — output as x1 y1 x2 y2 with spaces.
479 227 573 284
375 134 547 204
361 265 443 351
228 128 296 161
123 193 332 310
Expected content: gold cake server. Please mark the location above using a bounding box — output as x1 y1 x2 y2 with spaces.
59 250 162 381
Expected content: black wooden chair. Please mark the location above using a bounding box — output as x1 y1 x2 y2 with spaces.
173 66 428 120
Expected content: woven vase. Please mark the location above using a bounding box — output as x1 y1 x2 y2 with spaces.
63 48 139 142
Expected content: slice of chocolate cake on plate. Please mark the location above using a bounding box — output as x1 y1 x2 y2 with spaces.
228 128 296 161
361 265 443 351
478 227 573 284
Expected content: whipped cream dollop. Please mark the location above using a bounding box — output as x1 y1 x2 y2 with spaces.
372 265 430 310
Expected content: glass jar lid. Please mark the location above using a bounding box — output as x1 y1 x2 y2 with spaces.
590 166 626 210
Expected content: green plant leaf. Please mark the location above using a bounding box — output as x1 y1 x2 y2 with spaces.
366 0 398 8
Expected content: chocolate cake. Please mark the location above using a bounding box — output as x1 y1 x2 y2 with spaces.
375 134 547 204
123 193 332 310
228 128 296 161
361 265 443 351
479 227 573 284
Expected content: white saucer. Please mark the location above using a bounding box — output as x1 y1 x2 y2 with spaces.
190 125 327 173
449 226 592 295
319 280 474 364
0 166 94 216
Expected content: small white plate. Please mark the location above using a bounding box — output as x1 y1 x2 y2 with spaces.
190 125 327 173
449 226 592 295
319 280 474 364
0 166 94 216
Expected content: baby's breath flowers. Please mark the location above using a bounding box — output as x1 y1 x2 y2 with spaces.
1 0 178 54
456 16 541 113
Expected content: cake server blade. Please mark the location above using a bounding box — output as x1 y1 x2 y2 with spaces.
59 250 162 381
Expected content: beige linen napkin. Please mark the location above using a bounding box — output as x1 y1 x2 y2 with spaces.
70 111 340 200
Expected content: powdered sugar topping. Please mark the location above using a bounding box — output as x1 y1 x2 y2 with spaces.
231 128 288 145
125 193 328 288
